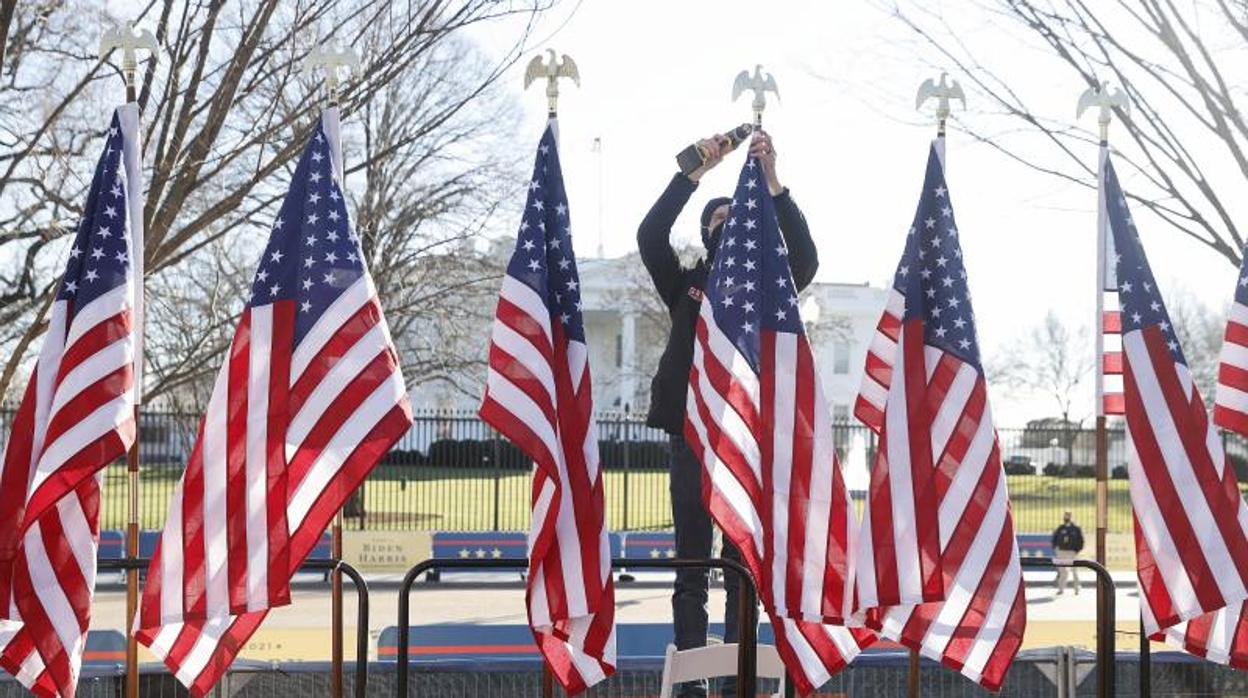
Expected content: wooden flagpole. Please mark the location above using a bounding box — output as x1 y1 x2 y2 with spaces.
305 42 361 698
99 22 155 698
1078 79 1132 695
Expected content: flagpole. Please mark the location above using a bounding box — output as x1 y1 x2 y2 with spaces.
1078 79 1136 695
99 22 155 698
906 72 967 698
306 42 361 698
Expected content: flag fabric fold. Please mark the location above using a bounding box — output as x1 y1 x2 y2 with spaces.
479 122 616 695
684 154 874 695
854 140 1025 691
1098 145 1248 663
0 105 142 697
133 107 412 696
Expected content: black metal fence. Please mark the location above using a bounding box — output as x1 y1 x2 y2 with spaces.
6 407 1248 534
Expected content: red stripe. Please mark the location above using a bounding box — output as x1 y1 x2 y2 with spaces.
1122 339 1225 615
686 364 765 509
0 378 39 613
287 300 379 417
977 582 1026 690
225 311 250 613
784 334 815 620
1218 362 1248 393
863 351 894 389
265 302 293 608
694 318 762 434
1103 310 1121 333
1142 327 1248 589
1225 321 1248 350
879 312 901 341
1133 513 1178 631
51 310 131 389
1103 351 1123 374
853 395 884 435
486 343 558 435
1104 393 1125 415
900 320 942 603
20 417 132 535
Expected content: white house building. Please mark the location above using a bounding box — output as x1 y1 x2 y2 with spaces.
407 251 888 419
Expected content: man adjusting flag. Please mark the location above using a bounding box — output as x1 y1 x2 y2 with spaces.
854 141 1025 690
685 154 873 694
1097 147 1248 664
480 123 616 694
0 105 142 697
134 108 412 695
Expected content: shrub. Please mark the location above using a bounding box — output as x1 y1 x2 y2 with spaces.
1112 465 1128 480
1043 463 1062 477
1003 462 1035 476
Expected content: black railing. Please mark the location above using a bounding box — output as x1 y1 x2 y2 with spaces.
1019 556 1115 698
9 407 1248 534
394 557 760 698
97 557 370 698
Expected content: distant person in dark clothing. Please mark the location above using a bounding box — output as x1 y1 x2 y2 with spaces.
1052 511 1084 594
637 129 817 697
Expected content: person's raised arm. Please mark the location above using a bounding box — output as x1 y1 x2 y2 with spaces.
637 134 732 307
751 131 819 290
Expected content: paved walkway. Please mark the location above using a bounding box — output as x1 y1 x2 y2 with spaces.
89 568 1147 664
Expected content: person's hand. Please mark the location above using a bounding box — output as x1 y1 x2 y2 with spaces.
749 130 783 195
687 133 733 182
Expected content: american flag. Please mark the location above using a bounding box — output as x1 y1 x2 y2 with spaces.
684 155 873 694
1215 245 1248 434
1098 148 1126 416
1098 148 1248 662
0 105 142 697
854 141 1025 690
479 122 616 694
133 108 412 695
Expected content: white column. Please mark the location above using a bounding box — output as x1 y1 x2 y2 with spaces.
621 311 637 411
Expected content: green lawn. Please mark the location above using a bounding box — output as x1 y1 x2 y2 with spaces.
101 464 1143 535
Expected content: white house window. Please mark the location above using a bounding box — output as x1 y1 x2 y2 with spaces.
833 339 850 374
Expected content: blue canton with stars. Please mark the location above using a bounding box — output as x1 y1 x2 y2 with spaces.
505 124 586 342
894 142 983 370
704 157 806 372
59 111 132 318
248 116 365 345
1104 154 1185 365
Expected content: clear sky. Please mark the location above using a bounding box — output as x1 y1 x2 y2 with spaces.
470 0 1240 424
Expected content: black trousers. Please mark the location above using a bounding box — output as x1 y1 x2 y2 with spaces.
669 435 755 696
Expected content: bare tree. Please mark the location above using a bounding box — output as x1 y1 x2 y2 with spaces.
1164 286 1225 403
0 0 556 403
880 0 1248 267
995 310 1094 422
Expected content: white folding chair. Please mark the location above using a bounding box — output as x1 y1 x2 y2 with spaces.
659 642 786 698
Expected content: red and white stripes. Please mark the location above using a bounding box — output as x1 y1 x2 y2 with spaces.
686 299 870 694
0 105 142 697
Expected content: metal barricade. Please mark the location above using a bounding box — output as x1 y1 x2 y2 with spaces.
1020 556 1115 698
395 556 760 698
97 556 370 698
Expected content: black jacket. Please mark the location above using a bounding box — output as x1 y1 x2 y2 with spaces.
1052 522 1084 552
637 172 819 434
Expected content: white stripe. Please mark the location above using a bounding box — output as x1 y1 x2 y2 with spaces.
487 315 558 410
868 332 897 367
62 284 130 353
917 477 1010 657
1124 330 1248 608
45 328 133 419
1220 342 1248 376
24 523 89 680
287 372 405 529
770 334 795 617
28 302 68 469
118 102 145 403
29 390 134 497
245 304 272 611
1126 428 1199 618
776 619 830 690
938 406 994 549
14 645 45 688
287 322 389 450
567 339 587 395
1215 383 1248 414
201 349 231 620
485 368 566 476
698 302 761 407
1230 303 1248 327
691 339 762 481
290 276 372 382
171 615 233 688
553 446 588 619
801 350 835 621
928 362 976 462
884 326 922 604
159 476 187 623
684 392 765 556
858 371 888 409
529 564 551 628
498 276 553 346
959 537 1022 681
